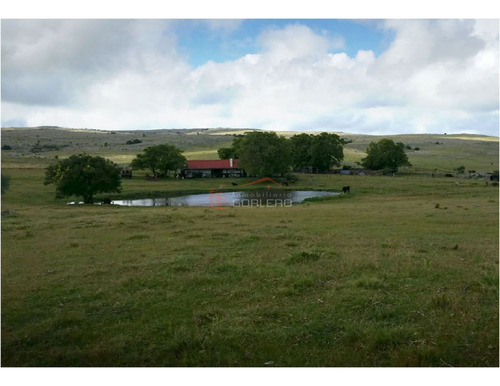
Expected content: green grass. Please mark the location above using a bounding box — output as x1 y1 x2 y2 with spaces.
1 128 498 366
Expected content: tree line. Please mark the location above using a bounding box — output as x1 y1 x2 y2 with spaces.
217 131 346 176
42 132 411 203
216 132 410 177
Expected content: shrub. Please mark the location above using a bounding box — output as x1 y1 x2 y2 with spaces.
1 174 11 194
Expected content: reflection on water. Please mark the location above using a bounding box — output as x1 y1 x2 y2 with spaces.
111 190 338 207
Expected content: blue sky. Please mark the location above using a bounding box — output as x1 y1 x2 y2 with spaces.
175 20 394 67
1 18 499 135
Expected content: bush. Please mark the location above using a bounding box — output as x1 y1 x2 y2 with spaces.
126 139 142 145
2 145 12 150
1 174 10 194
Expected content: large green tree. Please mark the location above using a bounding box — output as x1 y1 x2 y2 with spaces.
234 131 292 177
291 132 344 172
310 132 345 172
361 139 412 172
290 133 314 169
131 144 187 177
44 154 122 203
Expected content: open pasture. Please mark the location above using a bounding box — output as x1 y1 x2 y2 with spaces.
1 128 498 366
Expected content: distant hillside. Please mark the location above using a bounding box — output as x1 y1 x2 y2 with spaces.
1 126 498 173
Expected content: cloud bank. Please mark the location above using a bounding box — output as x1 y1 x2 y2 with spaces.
1 19 498 135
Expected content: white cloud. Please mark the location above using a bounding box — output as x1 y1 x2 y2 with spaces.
257 24 331 62
1 19 498 135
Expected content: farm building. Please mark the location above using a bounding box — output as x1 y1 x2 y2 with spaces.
183 159 245 178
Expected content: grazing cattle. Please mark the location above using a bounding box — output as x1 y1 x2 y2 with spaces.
232 182 238 186
342 186 350 194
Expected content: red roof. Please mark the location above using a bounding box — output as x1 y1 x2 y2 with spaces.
187 159 241 169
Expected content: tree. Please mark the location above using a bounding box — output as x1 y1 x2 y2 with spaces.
217 147 236 160
310 132 344 172
1 174 10 195
44 154 122 203
217 137 243 160
131 144 187 177
290 132 345 172
361 139 411 172
233 131 292 177
290 133 314 169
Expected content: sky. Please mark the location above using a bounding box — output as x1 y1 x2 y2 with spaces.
1 17 499 135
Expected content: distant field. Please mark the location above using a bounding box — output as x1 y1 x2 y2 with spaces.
2 127 498 174
0 127 235 166
1 127 498 366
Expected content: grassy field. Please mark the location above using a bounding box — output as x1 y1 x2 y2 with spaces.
1 128 499 366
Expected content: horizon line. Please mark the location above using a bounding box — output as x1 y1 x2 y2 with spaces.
1 125 498 138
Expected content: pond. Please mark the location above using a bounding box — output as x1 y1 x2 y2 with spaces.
110 190 339 207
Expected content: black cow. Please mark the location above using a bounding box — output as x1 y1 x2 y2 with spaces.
232 182 238 186
342 186 350 194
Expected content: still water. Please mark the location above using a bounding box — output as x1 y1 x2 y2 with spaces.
111 190 338 207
